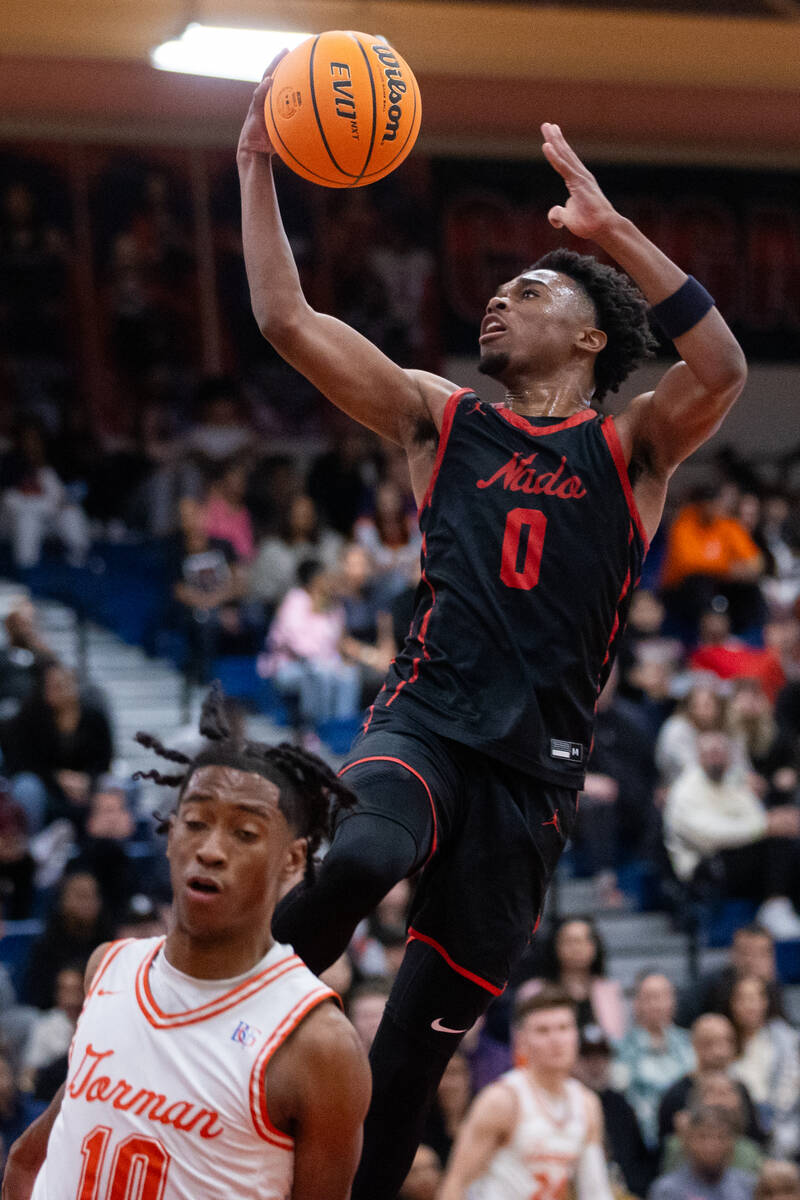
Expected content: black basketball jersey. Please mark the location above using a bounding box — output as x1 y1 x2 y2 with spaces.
366 388 648 787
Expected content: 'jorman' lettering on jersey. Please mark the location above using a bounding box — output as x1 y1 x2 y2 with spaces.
477 452 587 499
68 1043 225 1139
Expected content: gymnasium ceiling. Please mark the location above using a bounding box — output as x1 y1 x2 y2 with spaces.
1 0 800 162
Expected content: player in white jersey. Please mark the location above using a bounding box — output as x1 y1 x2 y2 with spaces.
440 987 615 1200
3 685 371 1200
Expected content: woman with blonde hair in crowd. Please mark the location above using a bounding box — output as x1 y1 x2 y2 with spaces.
725 974 800 1161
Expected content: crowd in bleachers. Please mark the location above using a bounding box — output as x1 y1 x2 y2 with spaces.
4 159 800 1198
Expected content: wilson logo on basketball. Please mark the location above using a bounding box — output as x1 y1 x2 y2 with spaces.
371 44 408 142
477 453 587 499
277 88 302 119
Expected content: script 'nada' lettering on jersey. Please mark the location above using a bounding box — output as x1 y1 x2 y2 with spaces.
476 452 587 499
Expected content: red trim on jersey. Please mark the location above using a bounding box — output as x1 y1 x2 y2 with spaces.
417 388 468 518
86 939 134 1000
600 416 650 552
338 755 438 863
249 986 337 1148
498 407 597 438
384 532 436 710
135 940 306 1029
361 682 386 735
407 928 505 996
602 565 631 670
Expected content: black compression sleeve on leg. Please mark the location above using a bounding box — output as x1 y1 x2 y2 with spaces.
272 807 429 975
351 939 497 1200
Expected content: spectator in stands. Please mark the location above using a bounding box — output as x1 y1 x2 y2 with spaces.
184 376 252 466
522 917 626 1041
663 732 800 939
0 778 35 919
249 493 342 613
676 924 782 1030
662 1072 764 1176
5 663 113 835
19 963 83 1094
337 543 396 708
660 482 765 637
346 978 392 1052
398 1144 443 1200
355 479 421 604
725 975 800 1160
73 778 137 919
614 972 695 1150
0 420 89 569
576 664 660 906
0 596 56 723
656 682 732 786
749 491 800 615
202 456 255 562
23 869 114 1009
573 1023 657 1198
260 560 361 745
689 610 786 706
658 1015 764 1151
168 495 250 682
307 427 378 537
755 1160 800 1200
726 679 784 778
648 1105 757 1200
0 1049 45 1153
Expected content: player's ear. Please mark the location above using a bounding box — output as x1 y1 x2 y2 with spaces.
282 836 307 883
577 326 607 356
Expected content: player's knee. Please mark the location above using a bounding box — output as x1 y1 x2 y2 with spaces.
322 818 418 905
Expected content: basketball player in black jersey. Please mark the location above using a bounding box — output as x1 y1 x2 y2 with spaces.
238 59 746 1199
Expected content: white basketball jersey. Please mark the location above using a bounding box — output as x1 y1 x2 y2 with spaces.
32 936 335 1200
470 1070 590 1200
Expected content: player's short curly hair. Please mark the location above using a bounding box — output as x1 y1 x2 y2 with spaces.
531 248 658 404
133 682 357 883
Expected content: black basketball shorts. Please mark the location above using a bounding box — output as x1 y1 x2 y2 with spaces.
337 708 578 996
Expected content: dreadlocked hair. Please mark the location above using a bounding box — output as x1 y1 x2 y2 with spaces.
133 681 358 883
531 247 658 404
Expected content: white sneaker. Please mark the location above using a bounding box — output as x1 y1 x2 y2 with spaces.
757 896 800 940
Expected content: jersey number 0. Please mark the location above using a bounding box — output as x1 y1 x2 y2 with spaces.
500 508 548 590
77 1126 170 1200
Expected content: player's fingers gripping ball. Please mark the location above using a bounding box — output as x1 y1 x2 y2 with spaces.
264 30 421 188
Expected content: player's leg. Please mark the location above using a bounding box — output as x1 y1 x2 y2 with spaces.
351 937 495 1200
272 750 443 976
352 761 577 1199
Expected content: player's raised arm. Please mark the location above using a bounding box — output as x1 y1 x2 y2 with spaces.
540 123 747 487
439 1083 517 1200
237 64 454 447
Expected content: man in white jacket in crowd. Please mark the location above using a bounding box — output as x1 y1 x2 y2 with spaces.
664 731 800 939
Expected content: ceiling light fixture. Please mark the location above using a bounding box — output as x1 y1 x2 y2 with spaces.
150 23 312 82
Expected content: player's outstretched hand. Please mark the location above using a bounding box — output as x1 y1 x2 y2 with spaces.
540 122 618 241
236 51 288 159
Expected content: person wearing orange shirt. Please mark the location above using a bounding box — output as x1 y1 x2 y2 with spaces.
661 484 765 635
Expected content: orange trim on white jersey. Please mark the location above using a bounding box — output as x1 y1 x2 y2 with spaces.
86 940 136 1001
249 985 337 1149
134 939 306 1030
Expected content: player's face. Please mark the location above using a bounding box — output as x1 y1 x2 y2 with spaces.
167 766 306 941
519 1006 579 1074
478 269 601 383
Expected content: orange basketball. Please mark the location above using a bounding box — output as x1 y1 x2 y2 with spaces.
264 31 421 188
